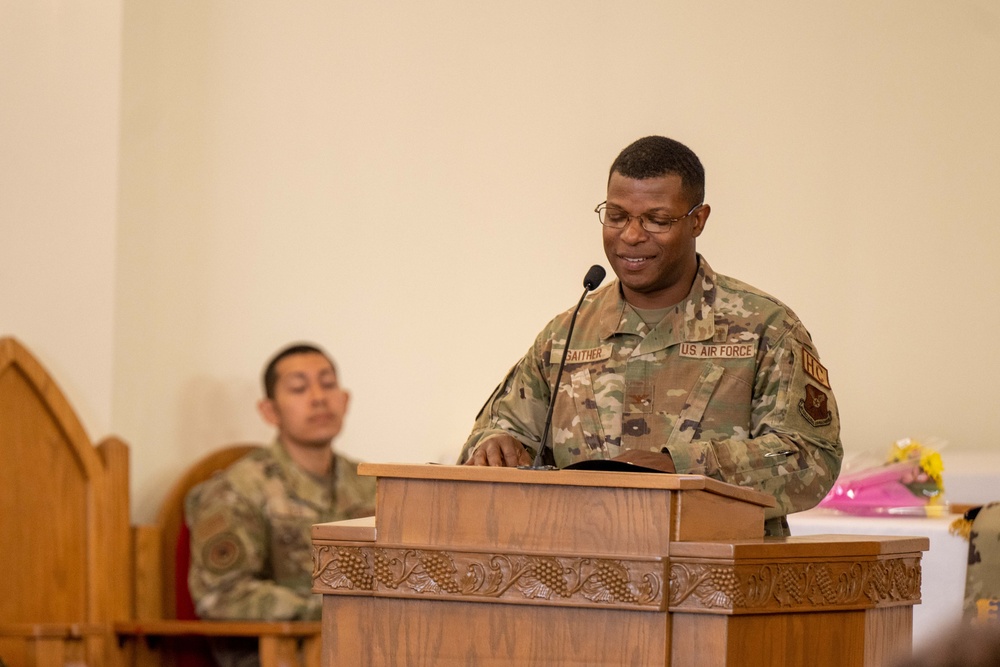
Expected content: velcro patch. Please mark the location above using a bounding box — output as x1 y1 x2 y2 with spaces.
801 349 831 389
679 342 755 359
798 384 832 427
202 532 246 574
553 344 613 364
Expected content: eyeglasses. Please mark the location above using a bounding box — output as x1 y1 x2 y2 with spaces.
595 201 702 234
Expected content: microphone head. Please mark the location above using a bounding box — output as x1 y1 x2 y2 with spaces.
583 265 606 291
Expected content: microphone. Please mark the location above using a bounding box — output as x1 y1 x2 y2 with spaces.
529 264 607 469
582 264 606 291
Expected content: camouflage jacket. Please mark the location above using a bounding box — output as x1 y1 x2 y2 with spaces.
459 257 843 535
185 440 376 620
965 502 1000 624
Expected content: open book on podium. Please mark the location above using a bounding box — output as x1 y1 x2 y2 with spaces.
311 463 927 667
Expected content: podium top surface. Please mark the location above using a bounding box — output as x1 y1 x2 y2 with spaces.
358 462 776 508
668 533 930 559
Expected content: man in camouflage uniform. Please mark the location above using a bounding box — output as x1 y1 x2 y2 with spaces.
458 136 842 536
185 343 375 665
965 502 1000 625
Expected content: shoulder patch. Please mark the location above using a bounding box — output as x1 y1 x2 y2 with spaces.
801 349 831 389
202 532 246 574
798 384 832 427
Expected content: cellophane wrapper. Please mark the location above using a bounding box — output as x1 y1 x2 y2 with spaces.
817 438 946 516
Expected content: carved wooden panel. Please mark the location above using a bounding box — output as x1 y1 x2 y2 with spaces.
668 556 922 613
313 544 666 611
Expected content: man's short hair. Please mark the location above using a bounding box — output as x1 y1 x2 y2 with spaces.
262 343 336 399
609 136 706 206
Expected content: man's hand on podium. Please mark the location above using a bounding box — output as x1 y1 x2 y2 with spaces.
463 437 676 473
463 435 533 467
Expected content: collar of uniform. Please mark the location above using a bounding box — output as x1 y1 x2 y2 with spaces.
608 255 718 356
269 438 334 510
598 283 644 340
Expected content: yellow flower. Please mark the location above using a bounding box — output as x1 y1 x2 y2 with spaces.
888 439 922 464
920 450 944 487
887 437 945 492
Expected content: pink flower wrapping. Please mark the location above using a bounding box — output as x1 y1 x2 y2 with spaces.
818 439 945 516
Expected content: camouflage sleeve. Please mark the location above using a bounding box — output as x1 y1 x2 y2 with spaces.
185 478 319 621
456 340 552 464
665 322 843 522
964 502 1000 622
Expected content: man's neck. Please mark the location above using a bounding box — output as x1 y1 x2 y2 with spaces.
279 437 335 478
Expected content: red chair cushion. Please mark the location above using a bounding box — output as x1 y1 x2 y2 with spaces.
175 521 199 620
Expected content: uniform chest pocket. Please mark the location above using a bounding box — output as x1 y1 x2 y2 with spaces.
663 361 725 447
554 367 612 458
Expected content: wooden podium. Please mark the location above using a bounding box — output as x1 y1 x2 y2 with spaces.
311 464 927 666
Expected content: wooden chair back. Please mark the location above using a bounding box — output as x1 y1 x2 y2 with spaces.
0 336 132 667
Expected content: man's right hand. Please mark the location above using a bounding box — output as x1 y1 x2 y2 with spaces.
462 435 533 467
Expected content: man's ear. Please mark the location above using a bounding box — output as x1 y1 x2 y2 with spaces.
691 204 710 238
258 398 280 427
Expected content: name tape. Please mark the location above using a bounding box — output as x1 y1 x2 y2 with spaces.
679 342 756 359
552 344 613 365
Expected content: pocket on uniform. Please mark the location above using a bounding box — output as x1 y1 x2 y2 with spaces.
664 361 725 446
736 449 797 491
558 367 609 457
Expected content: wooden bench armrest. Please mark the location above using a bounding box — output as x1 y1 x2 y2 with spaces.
114 620 322 667
114 620 322 638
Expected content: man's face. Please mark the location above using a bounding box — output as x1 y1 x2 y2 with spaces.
258 352 348 450
602 171 709 309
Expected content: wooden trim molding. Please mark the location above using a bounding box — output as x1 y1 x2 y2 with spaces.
312 544 666 611
667 555 923 614
312 544 921 615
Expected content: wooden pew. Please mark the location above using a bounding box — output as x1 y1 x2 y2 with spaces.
0 337 320 667
0 337 132 667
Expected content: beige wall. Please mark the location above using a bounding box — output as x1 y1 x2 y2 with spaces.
0 0 122 436
4 1 999 521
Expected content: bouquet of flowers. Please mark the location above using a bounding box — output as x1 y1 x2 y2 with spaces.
818 438 946 516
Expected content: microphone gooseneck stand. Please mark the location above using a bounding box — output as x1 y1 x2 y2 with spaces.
529 265 606 469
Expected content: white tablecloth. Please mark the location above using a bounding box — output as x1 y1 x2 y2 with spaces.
787 508 969 650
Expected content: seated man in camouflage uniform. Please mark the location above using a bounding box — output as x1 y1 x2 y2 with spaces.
965 502 1000 625
185 343 375 664
458 136 843 537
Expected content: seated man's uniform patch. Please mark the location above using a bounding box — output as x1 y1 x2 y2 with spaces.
204 532 246 574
